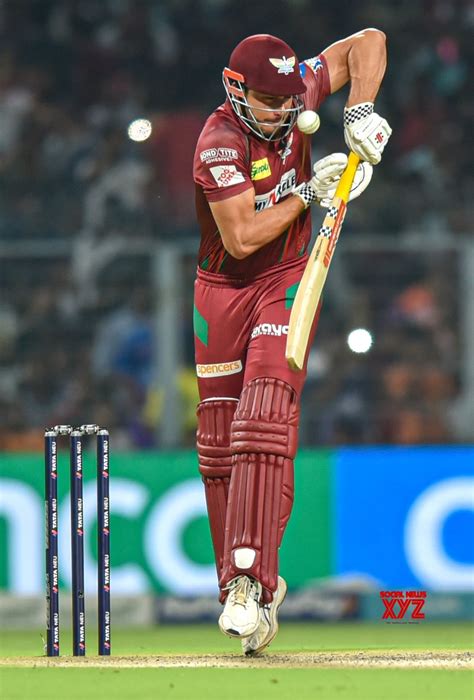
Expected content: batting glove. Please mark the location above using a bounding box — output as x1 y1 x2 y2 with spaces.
343 102 392 164
294 153 373 209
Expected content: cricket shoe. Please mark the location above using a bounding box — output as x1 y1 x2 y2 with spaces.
218 576 262 638
242 576 287 656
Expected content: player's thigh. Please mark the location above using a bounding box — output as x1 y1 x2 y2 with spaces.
244 275 321 395
194 278 250 400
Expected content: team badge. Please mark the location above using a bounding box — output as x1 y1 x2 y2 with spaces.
269 56 295 75
305 56 323 74
279 132 293 162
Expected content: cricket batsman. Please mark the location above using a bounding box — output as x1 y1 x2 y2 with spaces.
193 29 391 654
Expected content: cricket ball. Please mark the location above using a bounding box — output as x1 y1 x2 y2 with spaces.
297 110 320 134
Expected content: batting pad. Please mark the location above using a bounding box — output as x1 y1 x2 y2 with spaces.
221 378 299 603
197 399 237 581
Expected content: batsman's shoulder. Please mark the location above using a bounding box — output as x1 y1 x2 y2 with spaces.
298 53 331 111
194 106 249 176
197 106 246 151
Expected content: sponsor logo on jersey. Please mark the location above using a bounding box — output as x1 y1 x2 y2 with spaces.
305 56 323 74
200 147 238 163
196 360 242 377
254 168 296 211
210 165 246 188
251 323 289 339
251 157 272 181
269 56 296 75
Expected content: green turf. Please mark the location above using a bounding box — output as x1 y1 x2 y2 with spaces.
1 622 472 656
1 667 473 700
1 624 473 700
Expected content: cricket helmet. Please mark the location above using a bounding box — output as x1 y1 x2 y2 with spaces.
223 34 305 141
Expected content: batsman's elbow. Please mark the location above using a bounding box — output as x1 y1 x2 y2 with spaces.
225 241 251 260
221 230 252 259
363 27 386 43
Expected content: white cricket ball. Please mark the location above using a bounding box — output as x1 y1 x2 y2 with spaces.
297 110 320 134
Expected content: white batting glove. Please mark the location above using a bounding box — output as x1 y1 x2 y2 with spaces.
315 153 373 208
293 153 373 209
343 102 392 164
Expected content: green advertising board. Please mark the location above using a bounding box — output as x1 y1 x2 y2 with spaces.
0 450 332 595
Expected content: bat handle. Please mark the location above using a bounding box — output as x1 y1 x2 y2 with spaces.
335 152 360 203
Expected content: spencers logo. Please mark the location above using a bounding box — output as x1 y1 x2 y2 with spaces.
254 168 296 212
380 590 427 623
196 360 242 378
251 323 288 340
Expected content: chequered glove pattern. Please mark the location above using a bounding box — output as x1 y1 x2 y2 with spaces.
344 102 374 126
344 102 391 165
294 182 318 209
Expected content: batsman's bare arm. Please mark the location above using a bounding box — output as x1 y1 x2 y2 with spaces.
210 188 305 259
322 28 387 105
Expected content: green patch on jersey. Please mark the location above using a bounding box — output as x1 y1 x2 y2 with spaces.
193 304 208 346
285 282 300 310
218 253 228 272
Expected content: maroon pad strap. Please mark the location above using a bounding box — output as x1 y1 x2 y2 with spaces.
231 377 299 458
197 398 237 474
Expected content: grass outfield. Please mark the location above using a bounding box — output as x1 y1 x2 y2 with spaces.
1 623 473 700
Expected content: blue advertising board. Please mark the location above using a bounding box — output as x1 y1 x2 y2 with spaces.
334 446 474 590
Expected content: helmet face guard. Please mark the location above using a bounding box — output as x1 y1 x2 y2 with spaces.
223 67 303 142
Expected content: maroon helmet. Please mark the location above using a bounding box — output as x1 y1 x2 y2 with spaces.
223 34 305 141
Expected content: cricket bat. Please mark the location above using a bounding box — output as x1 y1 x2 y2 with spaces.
286 151 360 371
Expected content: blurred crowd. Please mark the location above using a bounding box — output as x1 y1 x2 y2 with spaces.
0 0 472 449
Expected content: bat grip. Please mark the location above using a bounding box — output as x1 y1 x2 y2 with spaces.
335 152 360 203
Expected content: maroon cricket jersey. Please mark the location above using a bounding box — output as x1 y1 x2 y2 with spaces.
193 54 331 277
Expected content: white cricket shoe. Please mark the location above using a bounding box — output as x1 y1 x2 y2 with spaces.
218 576 262 638
242 576 287 656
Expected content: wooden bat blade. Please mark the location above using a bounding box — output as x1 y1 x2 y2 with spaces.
285 200 345 370
285 153 360 371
